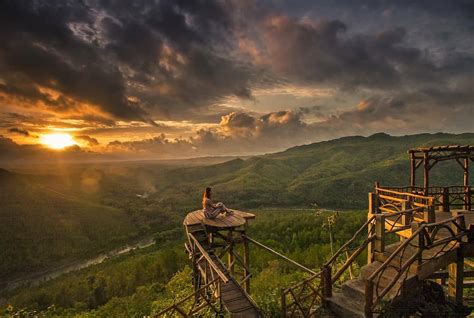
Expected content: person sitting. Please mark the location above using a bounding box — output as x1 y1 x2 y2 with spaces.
202 187 233 219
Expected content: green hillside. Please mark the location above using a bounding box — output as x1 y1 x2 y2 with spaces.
0 169 139 279
1 132 473 293
150 132 474 209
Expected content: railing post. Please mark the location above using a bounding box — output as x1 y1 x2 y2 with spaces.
448 244 464 306
369 192 378 214
441 187 450 212
374 214 385 255
424 204 435 224
452 212 466 236
365 280 374 318
322 265 332 300
280 288 287 318
465 186 471 211
401 199 411 228
368 193 377 264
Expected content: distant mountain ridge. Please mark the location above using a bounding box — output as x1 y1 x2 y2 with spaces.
156 132 474 209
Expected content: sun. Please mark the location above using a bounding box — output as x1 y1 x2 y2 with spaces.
40 133 77 149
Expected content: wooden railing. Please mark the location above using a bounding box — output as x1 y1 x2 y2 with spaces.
153 277 222 317
364 214 468 317
375 187 434 213
280 270 324 317
324 215 376 284
379 185 473 211
155 233 228 317
281 214 378 317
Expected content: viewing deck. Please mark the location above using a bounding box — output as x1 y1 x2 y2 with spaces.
183 209 255 228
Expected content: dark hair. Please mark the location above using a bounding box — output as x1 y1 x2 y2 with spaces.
202 187 211 206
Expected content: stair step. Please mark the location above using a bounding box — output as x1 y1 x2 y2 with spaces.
341 279 366 302
360 261 418 301
326 292 365 318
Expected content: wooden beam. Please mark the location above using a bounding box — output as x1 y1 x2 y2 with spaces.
243 230 250 294
410 152 416 186
423 152 430 192
448 246 464 306
243 235 316 275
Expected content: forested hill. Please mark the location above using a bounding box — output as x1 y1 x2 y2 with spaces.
1 132 473 280
158 132 474 209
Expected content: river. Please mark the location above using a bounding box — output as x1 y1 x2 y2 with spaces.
0 236 155 296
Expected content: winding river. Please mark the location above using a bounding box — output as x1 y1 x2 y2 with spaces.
0 236 155 296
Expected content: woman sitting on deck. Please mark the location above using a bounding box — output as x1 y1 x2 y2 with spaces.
202 187 233 219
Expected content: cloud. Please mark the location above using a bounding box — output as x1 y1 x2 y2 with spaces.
74 135 99 146
8 127 31 137
0 0 258 124
0 0 472 160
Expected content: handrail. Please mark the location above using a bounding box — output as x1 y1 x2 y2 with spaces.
281 271 324 317
375 187 432 201
188 233 229 283
325 214 376 266
243 235 316 275
367 224 424 282
366 214 468 313
153 277 220 317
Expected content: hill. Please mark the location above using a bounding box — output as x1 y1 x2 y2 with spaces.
0 169 140 280
1 132 473 285
148 132 474 209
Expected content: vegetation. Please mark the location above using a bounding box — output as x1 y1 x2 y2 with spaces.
2 208 366 317
1 132 474 316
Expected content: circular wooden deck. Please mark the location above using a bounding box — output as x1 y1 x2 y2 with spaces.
184 209 255 228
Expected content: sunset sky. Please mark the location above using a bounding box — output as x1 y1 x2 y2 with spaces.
1 0 473 161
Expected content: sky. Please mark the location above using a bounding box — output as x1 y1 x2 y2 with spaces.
0 0 473 161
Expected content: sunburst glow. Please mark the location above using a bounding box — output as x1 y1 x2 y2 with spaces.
40 133 77 149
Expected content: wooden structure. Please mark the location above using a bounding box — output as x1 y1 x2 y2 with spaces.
157 144 474 317
409 145 473 210
280 144 474 317
156 209 317 317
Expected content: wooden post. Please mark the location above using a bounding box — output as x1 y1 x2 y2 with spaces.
243 235 250 294
375 214 385 254
423 152 430 194
365 280 374 318
448 245 464 306
411 222 425 268
280 288 287 317
441 187 450 212
400 199 411 242
410 152 416 187
228 230 234 275
368 192 378 215
464 158 470 210
368 192 378 263
424 205 436 224
322 265 332 299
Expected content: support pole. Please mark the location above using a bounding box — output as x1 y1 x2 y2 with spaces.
410 152 416 187
243 232 250 294
423 152 430 194
464 157 470 211
368 193 376 264
448 245 464 306
441 187 450 212
228 230 235 275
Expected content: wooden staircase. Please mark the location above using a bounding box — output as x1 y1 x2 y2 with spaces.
327 258 417 317
210 254 260 317
187 224 260 317
157 221 260 317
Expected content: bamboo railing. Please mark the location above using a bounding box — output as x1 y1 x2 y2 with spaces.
364 214 468 317
155 233 228 317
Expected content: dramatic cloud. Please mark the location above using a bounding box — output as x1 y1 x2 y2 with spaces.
0 0 472 160
8 128 31 137
75 135 99 146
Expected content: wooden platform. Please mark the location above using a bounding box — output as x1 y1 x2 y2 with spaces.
183 209 255 228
